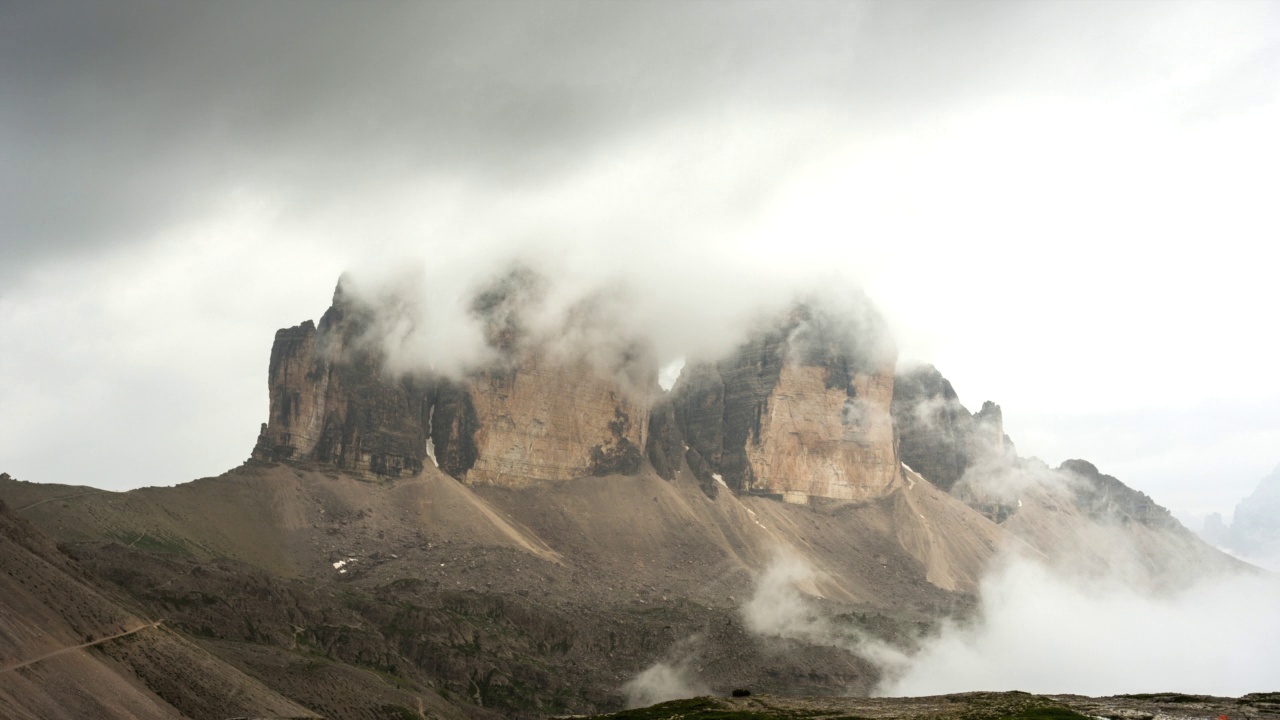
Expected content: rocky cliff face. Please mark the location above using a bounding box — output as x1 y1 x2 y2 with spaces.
256 278 906 502
252 284 435 479
667 304 901 502
890 364 1012 492
891 365 1195 539
463 353 646 485
252 277 651 484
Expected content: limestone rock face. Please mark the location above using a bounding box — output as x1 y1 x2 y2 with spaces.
464 353 646 485
671 304 901 501
890 364 1013 491
252 278 651 485
745 362 898 501
252 286 432 479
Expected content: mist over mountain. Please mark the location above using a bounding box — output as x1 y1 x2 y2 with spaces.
3 268 1273 719
3 3 1278 718
4 1 1278 512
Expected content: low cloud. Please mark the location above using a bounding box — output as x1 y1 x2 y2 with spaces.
879 555 1280 697
956 453 1079 509
741 549 909 673
737 526 1279 698
622 637 709 708
337 248 893 395
741 550 830 641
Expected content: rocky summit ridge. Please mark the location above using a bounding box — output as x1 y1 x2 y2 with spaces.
250 276 1206 543
255 276 906 505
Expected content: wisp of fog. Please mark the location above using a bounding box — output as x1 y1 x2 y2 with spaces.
733 523 1280 698
880 555 1280 697
623 636 710 708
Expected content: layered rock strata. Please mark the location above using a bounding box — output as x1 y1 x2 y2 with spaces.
256 277 987 506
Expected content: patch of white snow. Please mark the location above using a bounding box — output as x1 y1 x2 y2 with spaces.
425 437 438 467
744 507 769 531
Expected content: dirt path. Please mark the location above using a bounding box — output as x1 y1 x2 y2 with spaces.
0 621 162 674
15 490 104 512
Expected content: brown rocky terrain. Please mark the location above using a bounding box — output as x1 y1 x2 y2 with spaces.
574 691 1280 720
0 275 1255 719
1 456 1002 716
0 491 316 720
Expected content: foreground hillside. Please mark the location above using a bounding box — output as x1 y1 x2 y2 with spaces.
578 691 1280 720
0 496 316 720
1 457 1004 716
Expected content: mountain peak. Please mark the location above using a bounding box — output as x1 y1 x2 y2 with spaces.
252 279 653 484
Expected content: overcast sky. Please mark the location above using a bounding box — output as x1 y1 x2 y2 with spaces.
2 1 1277 520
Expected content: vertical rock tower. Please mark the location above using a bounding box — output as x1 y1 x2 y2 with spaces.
252 275 651 483
665 303 902 502
253 274 905 505
890 363 1013 492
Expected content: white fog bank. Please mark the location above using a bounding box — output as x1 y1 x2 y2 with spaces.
879 558 1280 697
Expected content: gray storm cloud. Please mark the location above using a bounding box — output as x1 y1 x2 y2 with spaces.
10 0 1267 283
2 0 1277 507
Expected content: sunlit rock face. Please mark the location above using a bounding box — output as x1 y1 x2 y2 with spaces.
252 275 653 484
671 303 901 501
745 361 898 500
463 353 647 485
458 269 653 484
